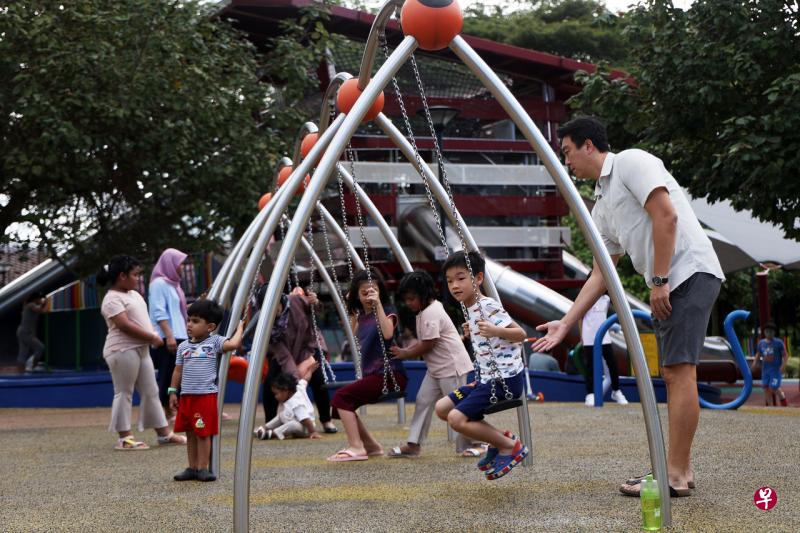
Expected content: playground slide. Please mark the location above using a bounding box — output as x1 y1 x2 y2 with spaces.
0 258 74 319
401 206 737 374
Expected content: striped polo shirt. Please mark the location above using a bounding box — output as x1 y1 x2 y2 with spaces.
176 334 225 395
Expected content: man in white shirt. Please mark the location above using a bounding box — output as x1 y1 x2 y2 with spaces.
533 117 724 497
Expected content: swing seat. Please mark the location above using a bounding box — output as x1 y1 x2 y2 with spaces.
323 380 356 390
377 390 406 402
483 397 523 415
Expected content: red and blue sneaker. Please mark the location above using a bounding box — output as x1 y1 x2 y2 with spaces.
485 438 529 480
477 431 516 472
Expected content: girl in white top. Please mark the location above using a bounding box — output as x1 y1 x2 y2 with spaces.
254 357 320 440
389 271 482 458
580 294 627 406
98 255 186 450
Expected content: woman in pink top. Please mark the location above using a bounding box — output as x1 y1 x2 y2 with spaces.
98 255 186 450
389 271 482 458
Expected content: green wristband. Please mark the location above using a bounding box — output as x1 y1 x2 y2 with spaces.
167 387 178 394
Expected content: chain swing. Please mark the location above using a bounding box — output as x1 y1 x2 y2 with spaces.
382 34 521 414
344 144 404 401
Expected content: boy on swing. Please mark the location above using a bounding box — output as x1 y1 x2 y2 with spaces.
435 251 530 479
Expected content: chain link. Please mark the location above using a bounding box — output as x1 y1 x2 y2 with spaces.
304 214 331 385
345 146 398 396
316 205 346 384
406 49 514 404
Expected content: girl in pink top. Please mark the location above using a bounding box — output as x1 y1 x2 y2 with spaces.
389 271 482 458
99 255 186 450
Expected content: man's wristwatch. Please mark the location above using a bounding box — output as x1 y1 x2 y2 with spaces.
651 275 669 287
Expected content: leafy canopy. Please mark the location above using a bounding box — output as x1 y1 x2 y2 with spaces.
0 0 332 272
569 0 800 239
462 0 629 64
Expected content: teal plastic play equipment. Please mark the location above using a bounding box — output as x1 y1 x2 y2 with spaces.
592 309 752 409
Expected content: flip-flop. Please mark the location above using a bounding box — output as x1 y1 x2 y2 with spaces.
460 448 483 458
625 472 696 490
389 446 420 458
326 449 368 462
367 449 384 457
619 482 693 497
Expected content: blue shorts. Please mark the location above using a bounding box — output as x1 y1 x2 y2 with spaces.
762 368 782 389
447 372 525 421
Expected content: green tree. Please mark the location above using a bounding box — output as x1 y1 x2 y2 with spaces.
463 0 629 64
0 0 333 272
568 0 800 239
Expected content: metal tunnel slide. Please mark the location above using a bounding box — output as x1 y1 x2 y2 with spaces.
401 205 738 379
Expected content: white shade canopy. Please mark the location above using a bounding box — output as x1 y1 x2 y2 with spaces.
688 192 800 272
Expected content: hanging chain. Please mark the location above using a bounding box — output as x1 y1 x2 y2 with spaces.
345 145 399 396
244 251 268 333
381 37 449 254
381 36 470 327
316 205 347 384
333 127 364 379
410 53 511 403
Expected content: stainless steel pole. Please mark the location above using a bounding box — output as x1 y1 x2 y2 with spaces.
214 114 346 481
356 0 403 90
317 203 365 271
232 37 417 532
282 217 359 383
375 113 501 301
450 35 670 525
376 113 527 461
211 208 271 476
334 163 413 424
335 164 413 274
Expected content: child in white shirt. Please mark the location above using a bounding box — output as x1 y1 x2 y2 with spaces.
254 357 320 440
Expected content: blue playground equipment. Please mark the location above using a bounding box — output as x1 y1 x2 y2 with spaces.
592 309 753 409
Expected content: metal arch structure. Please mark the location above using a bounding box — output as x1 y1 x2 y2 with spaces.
231 3 670 530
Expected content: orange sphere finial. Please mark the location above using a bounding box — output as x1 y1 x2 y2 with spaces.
258 192 272 211
300 132 319 158
277 166 293 188
336 78 385 122
276 165 308 196
401 0 463 51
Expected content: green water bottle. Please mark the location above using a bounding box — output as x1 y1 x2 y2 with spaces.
640 474 662 531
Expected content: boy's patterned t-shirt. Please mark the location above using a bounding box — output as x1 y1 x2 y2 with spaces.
176 334 225 394
467 296 524 382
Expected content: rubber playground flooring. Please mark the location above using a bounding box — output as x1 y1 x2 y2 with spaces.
1 402 798 532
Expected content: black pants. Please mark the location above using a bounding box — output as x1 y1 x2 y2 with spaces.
262 358 332 424
150 340 185 407
582 344 620 394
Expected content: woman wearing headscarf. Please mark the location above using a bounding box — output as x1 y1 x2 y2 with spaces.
148 248 189 420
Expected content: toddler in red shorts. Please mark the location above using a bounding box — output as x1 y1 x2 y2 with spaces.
169 299 243 482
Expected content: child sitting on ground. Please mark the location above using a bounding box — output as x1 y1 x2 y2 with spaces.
254 357 321 440
389 270 482 458
434 251 529 480
169 299 243 482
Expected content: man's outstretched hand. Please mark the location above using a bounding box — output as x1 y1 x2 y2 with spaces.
532 320 570 352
